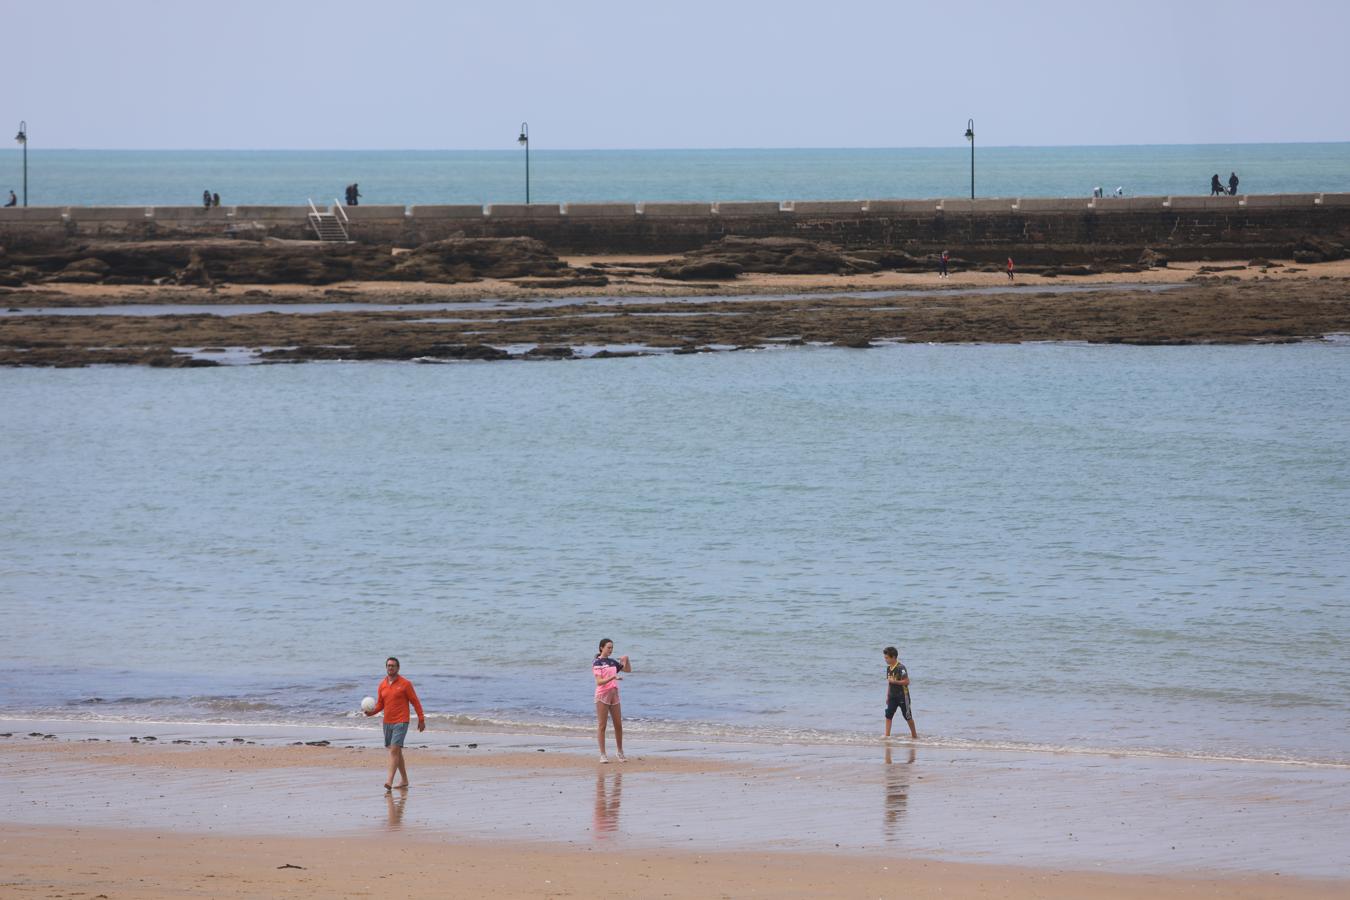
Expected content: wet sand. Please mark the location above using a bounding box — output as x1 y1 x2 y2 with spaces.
3 719 1348 897
2 258 1348 366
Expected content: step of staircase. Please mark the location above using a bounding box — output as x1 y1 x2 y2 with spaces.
308 212 349 242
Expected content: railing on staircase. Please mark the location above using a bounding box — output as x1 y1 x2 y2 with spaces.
307 198 349 242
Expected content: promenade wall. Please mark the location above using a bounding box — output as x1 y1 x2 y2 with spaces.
2 195 1348 259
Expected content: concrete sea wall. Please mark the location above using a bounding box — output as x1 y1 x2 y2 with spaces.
2 194 1348 259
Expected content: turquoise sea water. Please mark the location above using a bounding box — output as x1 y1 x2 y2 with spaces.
2 344 1348 764
6 143 1350 207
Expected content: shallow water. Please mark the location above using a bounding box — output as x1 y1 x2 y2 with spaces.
2 343 1348 765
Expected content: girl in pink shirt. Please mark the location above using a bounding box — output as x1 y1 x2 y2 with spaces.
593 638 632 763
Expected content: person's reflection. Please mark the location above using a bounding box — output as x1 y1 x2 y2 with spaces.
883 745 915 842
385 788 408 830
593 770 623 839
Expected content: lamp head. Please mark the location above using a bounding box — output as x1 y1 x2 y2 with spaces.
964 125 974 142
15 123 26 145
518 122 528 145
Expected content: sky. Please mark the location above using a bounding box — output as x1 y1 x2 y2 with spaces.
6 0 1349 150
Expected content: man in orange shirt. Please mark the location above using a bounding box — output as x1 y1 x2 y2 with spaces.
364 656 426 790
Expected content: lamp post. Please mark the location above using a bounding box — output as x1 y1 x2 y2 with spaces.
964 119 974 200
517 122 530 204
15 121 27 207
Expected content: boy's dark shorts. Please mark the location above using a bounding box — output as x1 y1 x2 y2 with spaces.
885 689 912 722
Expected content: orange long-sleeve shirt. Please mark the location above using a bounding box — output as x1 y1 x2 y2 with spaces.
374 676 425 724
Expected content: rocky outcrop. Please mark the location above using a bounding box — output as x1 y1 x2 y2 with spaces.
654 236 934 280
0 236 577 287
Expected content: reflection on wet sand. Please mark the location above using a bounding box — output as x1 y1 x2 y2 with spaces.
385 790 407 830
884 745 916 842
593 770 623 839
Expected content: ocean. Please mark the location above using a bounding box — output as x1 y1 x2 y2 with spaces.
3 343 1348 765
8 143 1350 207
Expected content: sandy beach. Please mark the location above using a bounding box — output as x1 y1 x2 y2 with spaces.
4 720 1347 898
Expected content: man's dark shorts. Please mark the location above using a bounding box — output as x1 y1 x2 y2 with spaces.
383 721 410 747
885 688 912 722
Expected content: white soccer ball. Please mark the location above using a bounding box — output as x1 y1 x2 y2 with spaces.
361 696 376 713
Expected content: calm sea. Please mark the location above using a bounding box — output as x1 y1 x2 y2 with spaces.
2 344 1348 765
8 143 1350 207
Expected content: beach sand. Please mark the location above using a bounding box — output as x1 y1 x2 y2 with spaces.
3 721 1347 898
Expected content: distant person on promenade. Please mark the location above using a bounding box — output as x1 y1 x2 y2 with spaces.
363 656 425 791
1210 174 1225 196
4 190 15 207
939 249 950 278
345 183 361 206
1228 172 1240 195
212 192 220 208
202 189 212 209
883 647 918 739
593 638 632 763
1006 257 1015 281
1092 186 1103 199
1115 186 1124 197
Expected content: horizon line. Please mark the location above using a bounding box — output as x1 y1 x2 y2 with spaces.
10 139 1350 153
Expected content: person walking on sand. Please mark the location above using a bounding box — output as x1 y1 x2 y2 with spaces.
593 638 632 763
363 656 425 790
883 646 918 739
1210 174 1225 196
939 249 950 278
1006 257 1015 281
1228 172 1240 196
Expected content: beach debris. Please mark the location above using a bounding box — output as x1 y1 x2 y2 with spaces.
27 732 43 737
232 737 246 743
129 737 139 742
142 735 157 740
467 743 479 749
304 740 331 747
277 863 306 869
1138 247 1169 268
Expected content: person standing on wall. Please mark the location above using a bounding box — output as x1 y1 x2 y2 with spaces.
1228 172 1240 195
203 189 212 209
1210 174 1225 196
4 190 15 207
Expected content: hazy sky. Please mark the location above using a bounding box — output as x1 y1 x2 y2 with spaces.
7 0 1349 149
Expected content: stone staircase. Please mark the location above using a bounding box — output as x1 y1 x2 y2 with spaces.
307 200 349 242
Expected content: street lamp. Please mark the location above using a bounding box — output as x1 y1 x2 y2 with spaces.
964 119 974 200
517 122 530 204
15 121 27 207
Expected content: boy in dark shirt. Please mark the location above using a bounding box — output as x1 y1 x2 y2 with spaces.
883 646 918 739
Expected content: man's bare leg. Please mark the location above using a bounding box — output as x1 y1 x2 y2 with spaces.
391 746 409 788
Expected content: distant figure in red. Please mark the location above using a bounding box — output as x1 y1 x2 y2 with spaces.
939 249 950 278
1006 257 1015 281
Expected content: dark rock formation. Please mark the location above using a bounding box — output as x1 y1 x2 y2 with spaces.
0 236 578 287
1292 236 1347 264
